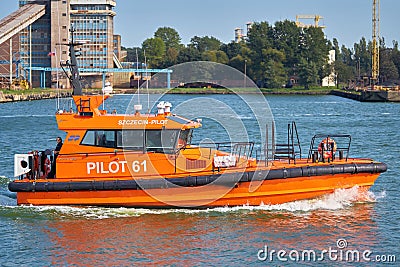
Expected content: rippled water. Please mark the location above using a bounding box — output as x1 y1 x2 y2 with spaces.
0 94 399 266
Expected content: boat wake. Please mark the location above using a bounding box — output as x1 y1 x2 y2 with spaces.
0 186 386 220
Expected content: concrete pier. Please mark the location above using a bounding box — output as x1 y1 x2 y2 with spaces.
0 91 71 103
330 89 400 102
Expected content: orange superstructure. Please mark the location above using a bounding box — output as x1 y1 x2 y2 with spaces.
8 31 387 208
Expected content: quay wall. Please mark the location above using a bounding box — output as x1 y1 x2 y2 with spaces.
0 91 72 103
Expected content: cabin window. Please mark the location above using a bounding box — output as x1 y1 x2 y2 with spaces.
145 130 179 153
81 130 115 148
178 129 192 148
117 130 144 151
81 131 95 145
81 129 181 153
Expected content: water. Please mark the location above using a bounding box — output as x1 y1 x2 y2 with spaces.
0 94 399 266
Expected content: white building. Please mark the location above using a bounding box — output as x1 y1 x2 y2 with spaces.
322 49 337 87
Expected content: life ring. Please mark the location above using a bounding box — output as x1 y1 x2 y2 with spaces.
318 138 337 159
43 157 51 177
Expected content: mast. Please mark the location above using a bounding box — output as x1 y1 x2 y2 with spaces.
60 27 83 96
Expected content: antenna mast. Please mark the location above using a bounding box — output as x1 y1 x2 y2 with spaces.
60 27 83 96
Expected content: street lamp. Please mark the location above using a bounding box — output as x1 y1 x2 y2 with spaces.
244 59 247 88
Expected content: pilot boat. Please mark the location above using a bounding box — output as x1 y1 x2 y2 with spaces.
8 35 387 208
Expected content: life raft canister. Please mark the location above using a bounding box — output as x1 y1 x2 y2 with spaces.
318 137 337 159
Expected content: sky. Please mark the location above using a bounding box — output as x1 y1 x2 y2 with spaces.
0 0 399 48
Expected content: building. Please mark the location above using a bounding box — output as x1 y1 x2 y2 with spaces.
322 50 337 87
17 0 119 88
234 22 253 43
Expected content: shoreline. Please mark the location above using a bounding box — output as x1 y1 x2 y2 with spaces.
0 88 335 103
0 91 72 103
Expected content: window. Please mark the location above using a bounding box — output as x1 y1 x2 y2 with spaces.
81 129 181 153
81 130 115 148
178 129 192 148
146 130 179 153
118 130 144 151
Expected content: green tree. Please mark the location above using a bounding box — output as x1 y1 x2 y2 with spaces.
391 41 400 78
177 46 202 63
202 50 229 64
189 36 222 52
141 37 165 68
380 48 399 82
220 41 243 59
354 37 371 77
260 48 287 88
298 27 330 86
298 58 319 89
272 20 301 75
123 46 143 63
164 47 179 67
154 27 182 51
246 22 273 85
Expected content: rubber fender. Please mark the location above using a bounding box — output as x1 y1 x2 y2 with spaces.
286 167 302 178
213 172 241 186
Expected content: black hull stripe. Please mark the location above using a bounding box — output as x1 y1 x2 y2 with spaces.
8 162 387 193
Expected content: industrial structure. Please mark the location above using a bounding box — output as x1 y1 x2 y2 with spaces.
234 22 253 43
371 0 380 86
295 15 326 29
0 0 128 89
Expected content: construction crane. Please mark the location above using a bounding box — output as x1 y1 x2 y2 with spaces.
295 15 326 29
371 0 380 87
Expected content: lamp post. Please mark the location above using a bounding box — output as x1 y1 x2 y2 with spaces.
244 59 247 88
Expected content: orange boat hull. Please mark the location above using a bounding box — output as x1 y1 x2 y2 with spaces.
15 172 379 207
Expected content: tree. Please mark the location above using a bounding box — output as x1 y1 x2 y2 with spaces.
272 20 301 75
163 47 179 67
246 22 273 85
298 58 319 89
202 50 228 64
354 37 371 77
260 48 287 88
391 41 400 78
177 46 202 63
298 27 330 85
380 48 399 82
141 37 165 68
154 27 182 51
220 41 243 59
189 36 221 53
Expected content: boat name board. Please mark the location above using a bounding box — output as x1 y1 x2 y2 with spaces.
118 119 168 126
87 160 147 174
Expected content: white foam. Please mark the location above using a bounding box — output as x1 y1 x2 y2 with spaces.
2 187 385 219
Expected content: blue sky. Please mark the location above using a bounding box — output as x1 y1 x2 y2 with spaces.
1 0 399 48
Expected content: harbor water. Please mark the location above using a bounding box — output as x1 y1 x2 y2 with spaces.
0 94 399 266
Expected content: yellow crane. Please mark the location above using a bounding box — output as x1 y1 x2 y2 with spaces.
371 0 380 86
295 15 326 29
